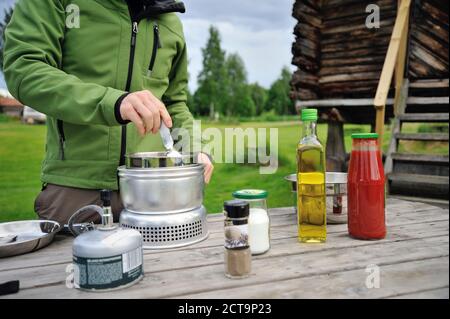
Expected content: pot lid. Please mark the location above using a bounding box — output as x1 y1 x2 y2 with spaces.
125 152 195 168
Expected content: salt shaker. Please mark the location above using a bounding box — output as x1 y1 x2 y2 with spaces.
224 200 251 279
232 189 270 255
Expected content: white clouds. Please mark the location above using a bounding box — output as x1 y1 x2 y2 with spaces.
181 0 296 90
0 0 296 90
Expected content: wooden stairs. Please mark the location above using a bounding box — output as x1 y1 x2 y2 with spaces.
385 79 449 200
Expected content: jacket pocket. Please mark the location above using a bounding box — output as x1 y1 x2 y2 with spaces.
147 23 161 78
57 122 111 161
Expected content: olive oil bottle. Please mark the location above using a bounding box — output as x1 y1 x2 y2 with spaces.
297 109 326 243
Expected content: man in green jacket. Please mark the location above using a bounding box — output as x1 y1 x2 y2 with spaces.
3 0 213 225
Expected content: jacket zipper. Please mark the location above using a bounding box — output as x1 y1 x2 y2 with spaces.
120 21 139 166
58 21 139 164
147 23 161 77
57 119 66 160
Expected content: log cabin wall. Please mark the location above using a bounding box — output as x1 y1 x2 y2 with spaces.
291 0 322 101
291 0 449 102
319 0 397 99
409 0 449 79
291 0 397 101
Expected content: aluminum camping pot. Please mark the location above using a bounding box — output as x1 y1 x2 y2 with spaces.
119 152 204 214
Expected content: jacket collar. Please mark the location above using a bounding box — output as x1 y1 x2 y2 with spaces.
126 0 185 21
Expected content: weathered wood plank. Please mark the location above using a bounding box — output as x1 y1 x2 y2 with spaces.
298 98 394 107
0 199 442 272
389 287 449 299
395 133 449 141
398 112 449 122
322 19 395 36
407 96 450 105
409 79 449 89
410 43 449 75
322 28 393 46
323 0 395 21
319 64 382 77
319 72 382 84
1 218 447 292
392 153 449 163
322 47 390 60
6 235 448 299
180 257 449 299
321 56 387 68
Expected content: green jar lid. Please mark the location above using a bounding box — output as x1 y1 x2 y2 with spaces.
232 189 268 199
301 108 318 121
351 133 379 139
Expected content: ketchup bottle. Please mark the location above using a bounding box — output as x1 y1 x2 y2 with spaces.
347 133 386 240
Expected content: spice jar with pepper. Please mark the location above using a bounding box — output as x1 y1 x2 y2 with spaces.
224 200 251 279
232 189 270 255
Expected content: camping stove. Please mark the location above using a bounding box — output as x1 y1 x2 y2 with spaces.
118 152 209 249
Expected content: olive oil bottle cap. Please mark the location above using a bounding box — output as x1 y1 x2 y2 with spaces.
301 109 318 121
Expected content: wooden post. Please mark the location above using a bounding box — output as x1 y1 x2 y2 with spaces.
394 0 410 116
375 105 386 144
374 0 411 145
324 108 347 172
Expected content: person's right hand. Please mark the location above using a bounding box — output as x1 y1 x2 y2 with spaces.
119 90 172 136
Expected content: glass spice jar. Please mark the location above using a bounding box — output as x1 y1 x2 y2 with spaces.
224 200 251 279
232 189 270 255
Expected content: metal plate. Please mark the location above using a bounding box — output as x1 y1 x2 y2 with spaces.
0 220 61 258
126 152 195 168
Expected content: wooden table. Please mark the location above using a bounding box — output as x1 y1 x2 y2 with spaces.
0 198 448 299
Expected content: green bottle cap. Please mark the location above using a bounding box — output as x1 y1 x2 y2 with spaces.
351 133 379 139
301 109 318 121
232 189 268 200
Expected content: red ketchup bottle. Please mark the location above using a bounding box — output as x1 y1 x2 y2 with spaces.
348 133 386 240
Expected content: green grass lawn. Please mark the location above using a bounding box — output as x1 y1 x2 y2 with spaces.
0 117 447 222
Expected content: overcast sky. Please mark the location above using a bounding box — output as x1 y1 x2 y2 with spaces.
0 0 296 90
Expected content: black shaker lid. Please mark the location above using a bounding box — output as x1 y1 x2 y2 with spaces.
224 200 249 218
100 189 111 207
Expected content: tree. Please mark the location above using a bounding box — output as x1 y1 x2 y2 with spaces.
0 8 14 72
194 26 228 117
265 67 295 115
248 83 268 116
225 53 255 117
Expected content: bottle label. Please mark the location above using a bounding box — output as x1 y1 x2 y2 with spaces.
73 247 143 290
225 224 249 249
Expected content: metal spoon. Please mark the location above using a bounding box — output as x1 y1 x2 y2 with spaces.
160 122 175 152
159 122 183 165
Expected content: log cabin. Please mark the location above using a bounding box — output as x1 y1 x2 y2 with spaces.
291 0 449 200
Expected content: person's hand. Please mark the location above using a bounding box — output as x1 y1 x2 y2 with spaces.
197 153 214 184
120 90 172 136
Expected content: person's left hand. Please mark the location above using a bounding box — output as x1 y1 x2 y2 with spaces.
197 153 214 184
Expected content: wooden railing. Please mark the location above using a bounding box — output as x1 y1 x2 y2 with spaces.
374 0 411 145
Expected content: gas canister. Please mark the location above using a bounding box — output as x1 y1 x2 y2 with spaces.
70 190 144 291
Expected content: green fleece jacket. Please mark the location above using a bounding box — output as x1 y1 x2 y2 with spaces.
3 0 196 190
